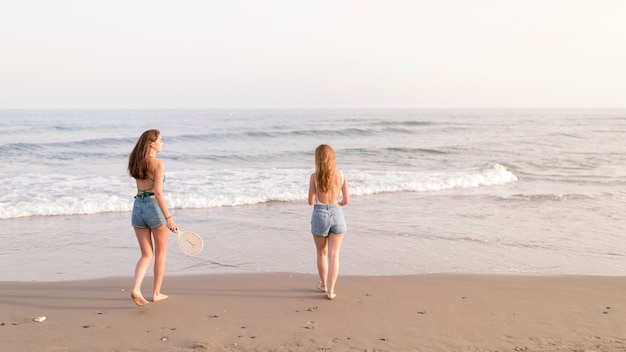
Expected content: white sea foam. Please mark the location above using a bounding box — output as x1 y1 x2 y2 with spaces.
0 164 518 219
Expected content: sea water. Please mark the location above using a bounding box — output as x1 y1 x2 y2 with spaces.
1 109 624 281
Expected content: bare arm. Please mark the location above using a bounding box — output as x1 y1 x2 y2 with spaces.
308 173 316 205
152 159 177 232
339 173 349 206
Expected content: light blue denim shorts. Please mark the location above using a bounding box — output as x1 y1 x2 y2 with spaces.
131 195 166 229
311 204 347 237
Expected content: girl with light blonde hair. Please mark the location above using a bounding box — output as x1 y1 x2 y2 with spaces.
308 144 350 300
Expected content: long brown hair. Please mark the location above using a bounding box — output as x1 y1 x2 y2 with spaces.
128 129 160 180
315 144 336 193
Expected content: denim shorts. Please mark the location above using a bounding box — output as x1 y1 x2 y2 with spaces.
311 204 347 237
131 195 166 229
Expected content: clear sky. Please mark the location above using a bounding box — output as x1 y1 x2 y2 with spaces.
1 0 625 109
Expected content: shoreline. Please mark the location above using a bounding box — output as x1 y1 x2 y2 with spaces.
3 190 625 283
1 272 625 351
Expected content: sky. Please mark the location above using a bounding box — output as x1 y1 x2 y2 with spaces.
1 0 625 109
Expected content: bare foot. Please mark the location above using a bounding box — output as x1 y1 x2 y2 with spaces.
327 293 336 300
152 293 169 302
316 281 326 292
131 293 150 307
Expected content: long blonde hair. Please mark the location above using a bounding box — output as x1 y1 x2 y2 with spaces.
128 129 160 180
315 144 336 193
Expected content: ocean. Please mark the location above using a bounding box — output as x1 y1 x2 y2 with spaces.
1 109 624 282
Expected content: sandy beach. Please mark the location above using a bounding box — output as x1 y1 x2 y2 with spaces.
1 273 624 351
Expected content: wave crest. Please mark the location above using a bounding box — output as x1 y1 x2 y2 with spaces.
0 164 518 219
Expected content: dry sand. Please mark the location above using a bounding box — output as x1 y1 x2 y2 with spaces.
1 273 625 351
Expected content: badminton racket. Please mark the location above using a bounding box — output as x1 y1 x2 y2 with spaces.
175 230 203 256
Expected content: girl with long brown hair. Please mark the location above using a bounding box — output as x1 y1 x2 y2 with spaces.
128 129 178 306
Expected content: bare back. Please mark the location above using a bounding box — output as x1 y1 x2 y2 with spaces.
309 170 349 206
135 157 164 194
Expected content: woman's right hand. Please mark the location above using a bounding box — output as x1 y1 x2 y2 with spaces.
167 218 178 233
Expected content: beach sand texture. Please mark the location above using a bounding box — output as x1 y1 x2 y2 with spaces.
1 273 625 351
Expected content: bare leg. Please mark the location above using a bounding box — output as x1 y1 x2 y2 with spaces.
326 233 344 300
152 225 169 302
313 235 328 292
132 227 153 306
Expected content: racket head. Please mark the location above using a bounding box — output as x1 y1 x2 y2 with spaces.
177 231 203 256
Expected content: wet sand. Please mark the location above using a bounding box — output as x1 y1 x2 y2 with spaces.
1 273 625 351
